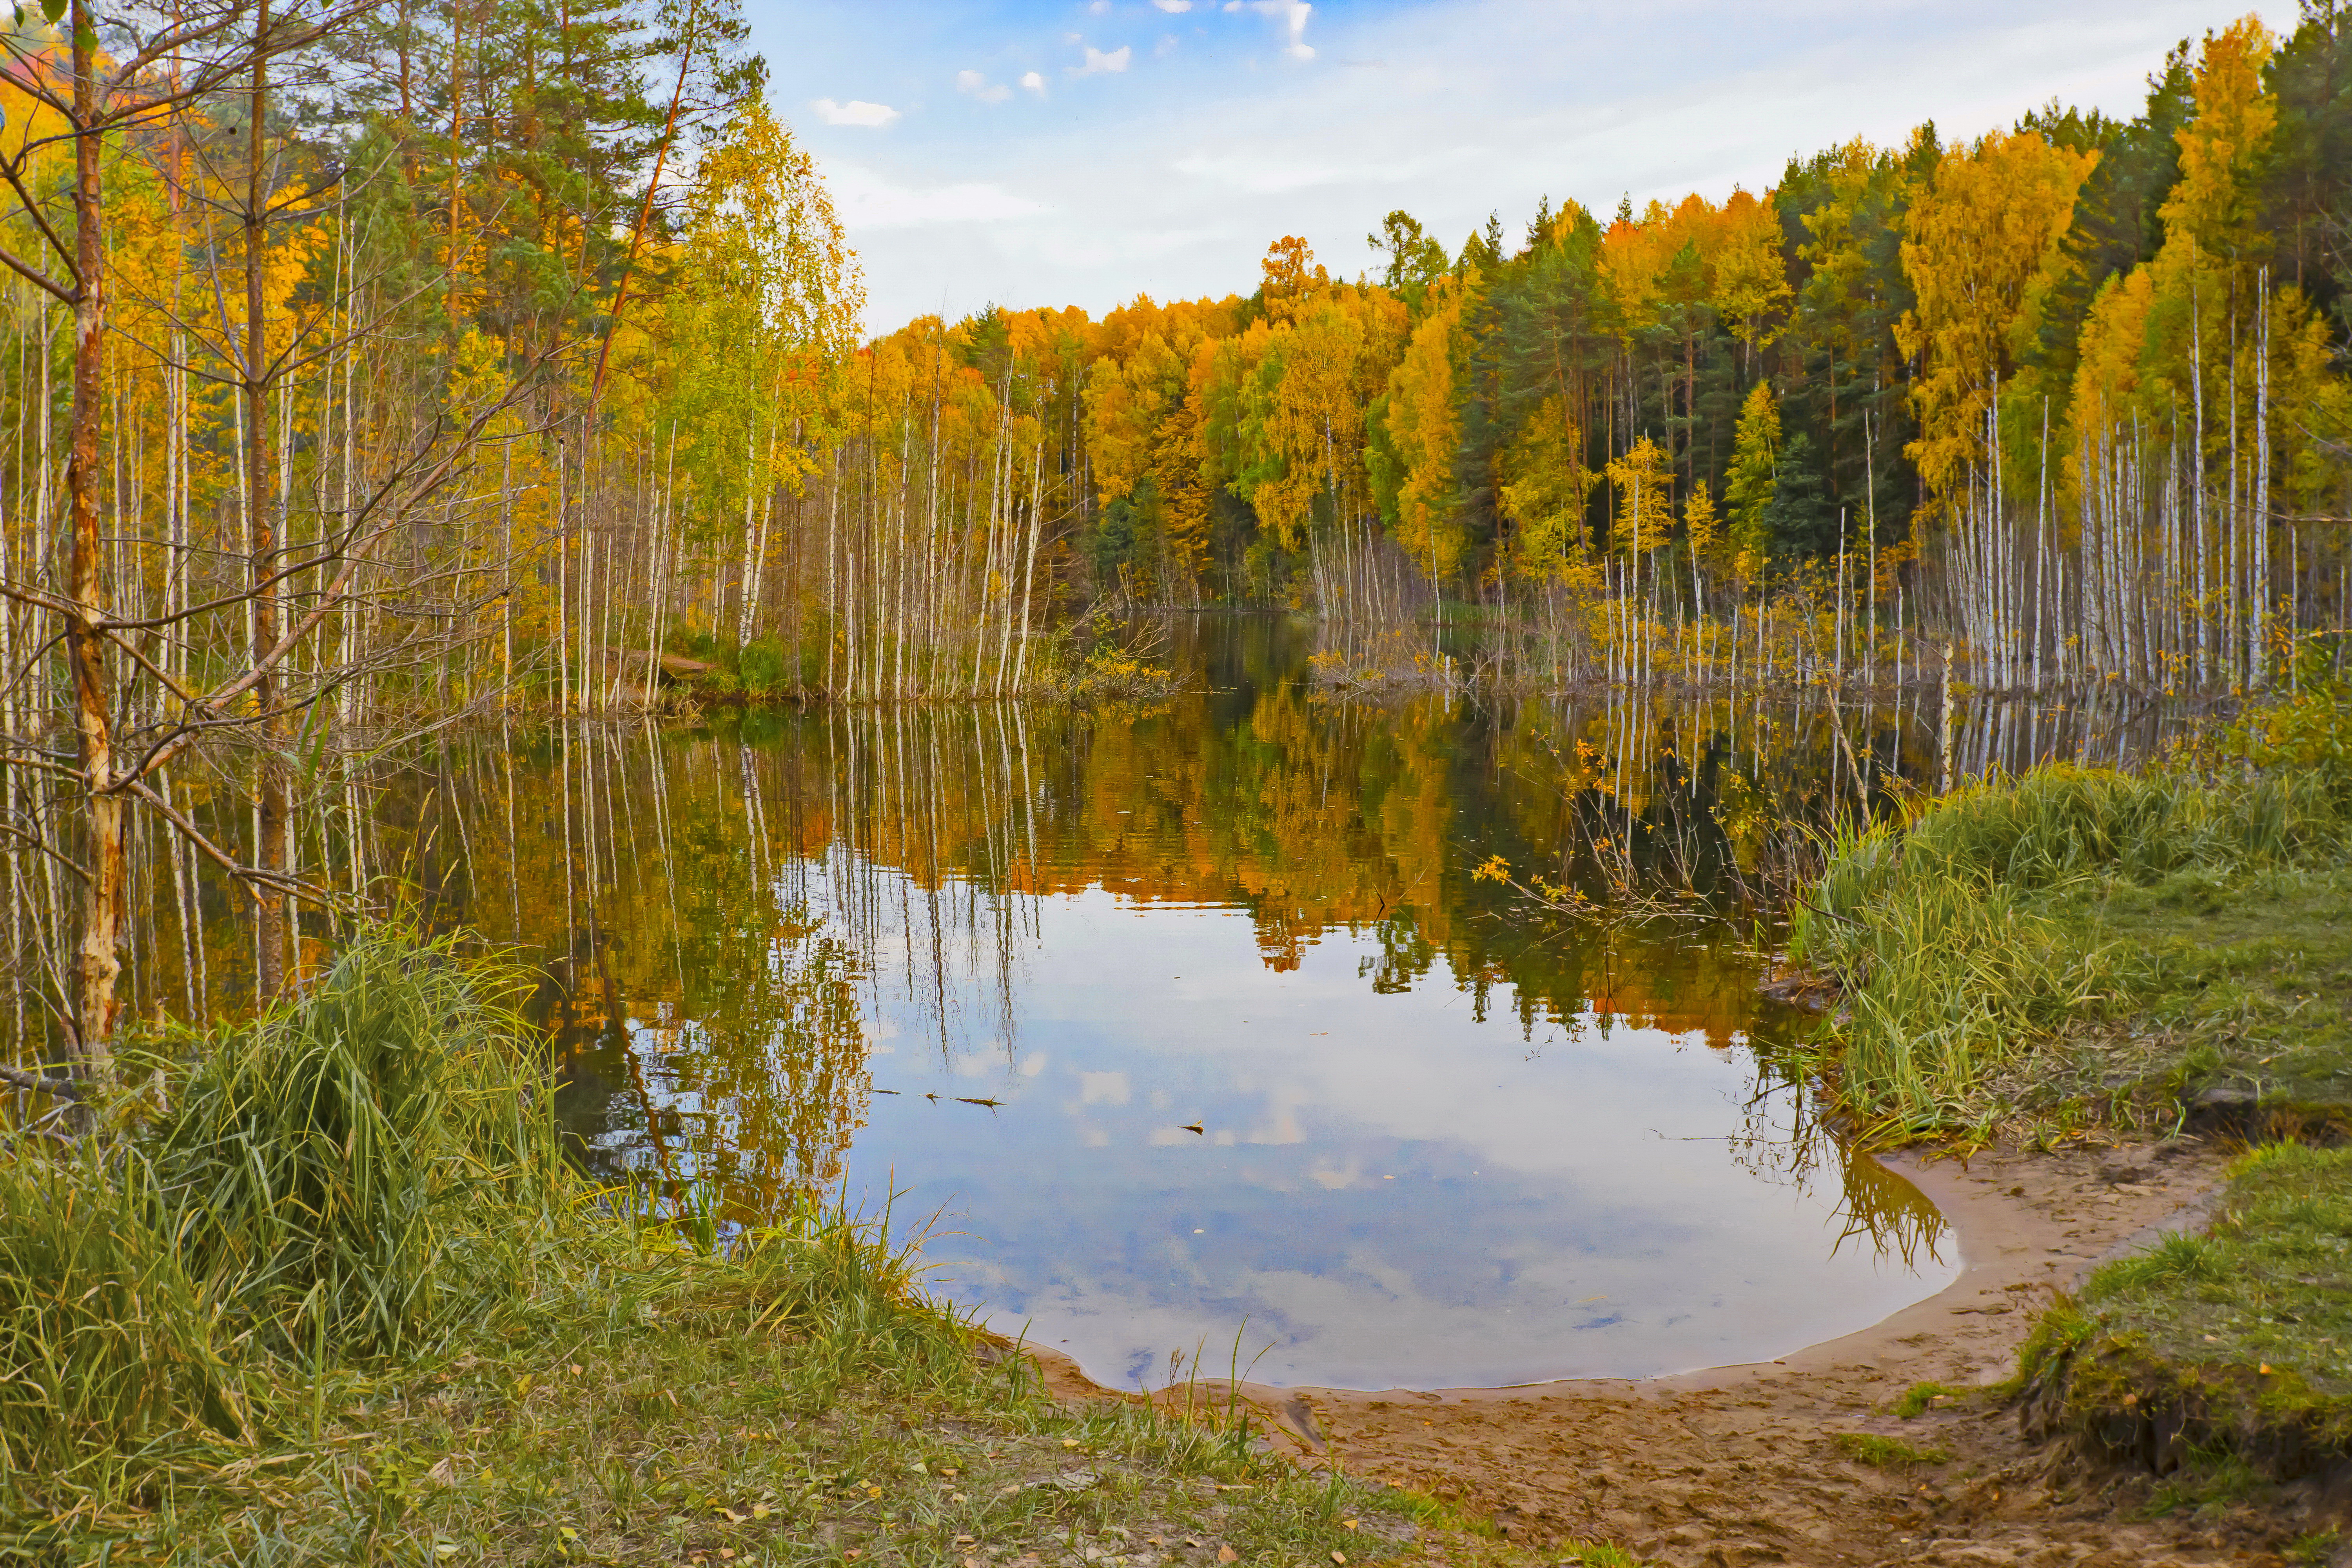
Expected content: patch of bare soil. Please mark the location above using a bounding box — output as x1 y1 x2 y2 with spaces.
1031 1136 2324 1566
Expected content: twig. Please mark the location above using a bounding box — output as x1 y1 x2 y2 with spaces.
0 1063 83 1101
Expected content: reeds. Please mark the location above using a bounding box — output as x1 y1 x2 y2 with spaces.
1793 764 2344 1132
148 933 571 1361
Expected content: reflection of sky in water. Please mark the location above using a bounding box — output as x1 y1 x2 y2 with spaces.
810 885 1956 1392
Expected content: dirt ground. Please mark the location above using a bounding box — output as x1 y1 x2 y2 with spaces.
1031 1136 2338 1567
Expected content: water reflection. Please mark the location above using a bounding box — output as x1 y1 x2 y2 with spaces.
255 618 1996 1387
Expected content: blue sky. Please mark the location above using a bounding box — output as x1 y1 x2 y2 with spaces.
742 0 2295 334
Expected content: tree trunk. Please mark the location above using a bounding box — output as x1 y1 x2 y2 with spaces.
246 6 289 1001
65 0 123 1073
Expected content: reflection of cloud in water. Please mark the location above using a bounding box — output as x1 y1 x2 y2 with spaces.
877 890 1959 1390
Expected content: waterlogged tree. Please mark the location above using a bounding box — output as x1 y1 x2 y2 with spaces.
0 0 534 1083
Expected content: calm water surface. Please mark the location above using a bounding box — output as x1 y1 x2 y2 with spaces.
392 618 1979 1388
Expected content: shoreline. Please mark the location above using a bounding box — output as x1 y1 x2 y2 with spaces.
1023 1134 2272 1566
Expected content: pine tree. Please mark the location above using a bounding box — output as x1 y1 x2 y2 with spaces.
1724 381 1781 577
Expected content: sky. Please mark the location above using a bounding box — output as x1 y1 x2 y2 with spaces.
742 0 2298 335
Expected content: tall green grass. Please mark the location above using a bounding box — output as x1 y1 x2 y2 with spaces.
150 936 572 1360
1791 765 2343 1132
0 929 965 1524
1 931 575 1507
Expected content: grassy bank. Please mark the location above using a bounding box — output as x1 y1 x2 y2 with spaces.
2018 1143 2352 1484
1795 679 2352 1515
1790 758 2350 1140
0 931 1590 1566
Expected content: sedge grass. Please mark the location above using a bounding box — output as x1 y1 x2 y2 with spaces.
1790 764 2346 1132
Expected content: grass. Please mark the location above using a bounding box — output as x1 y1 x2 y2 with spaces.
1789 761 2351 1135
2290 1527 2346 1566
1832 1434 1951 1468
2017 1143 2352 1476
0 928 1616 1566
1888 1382 1971 1420
1795 682 2352 1495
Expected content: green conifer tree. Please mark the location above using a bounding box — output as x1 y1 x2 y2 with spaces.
1723 380 1780 575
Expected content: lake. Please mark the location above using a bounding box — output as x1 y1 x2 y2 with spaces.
319 616 2041 1390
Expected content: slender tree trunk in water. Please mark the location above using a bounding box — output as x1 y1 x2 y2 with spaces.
1011 432 1044 693
824 447 839 695
737 420 759 646
65 0 123 1071
245 9 291 1000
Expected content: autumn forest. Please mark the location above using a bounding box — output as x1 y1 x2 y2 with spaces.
0 0 2348 1059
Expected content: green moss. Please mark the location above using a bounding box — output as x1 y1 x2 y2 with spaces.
2076 1145 2352 1428
1834 1433 1951 1468
2144 1446 2269 1519
2016 1144 2352 1483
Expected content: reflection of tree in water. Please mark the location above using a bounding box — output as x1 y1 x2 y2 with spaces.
1829 1150 1950 1271
644 903 870 1210
1723 1021 1950 1269
315 622 2174 1245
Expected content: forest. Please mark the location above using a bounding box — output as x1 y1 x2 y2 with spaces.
0 0 2347 1063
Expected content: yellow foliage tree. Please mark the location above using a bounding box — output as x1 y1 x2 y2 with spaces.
1379 279 1469 579
1895 128 2098 506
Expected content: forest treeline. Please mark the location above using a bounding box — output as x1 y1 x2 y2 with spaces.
869 5 2351 699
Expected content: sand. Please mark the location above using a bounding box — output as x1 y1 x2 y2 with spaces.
1025 1135 2326 1566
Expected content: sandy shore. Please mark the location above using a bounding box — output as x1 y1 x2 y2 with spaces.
1026 1134 2319 1566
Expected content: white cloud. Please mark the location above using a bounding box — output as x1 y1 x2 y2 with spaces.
1075 44 1133 75
1251 0 1315 60
1089 0 1111 11
829 164 1051 229
811 96 901 127
1021 70 1047 94
1153 0 1193 10
957 68 1013 104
